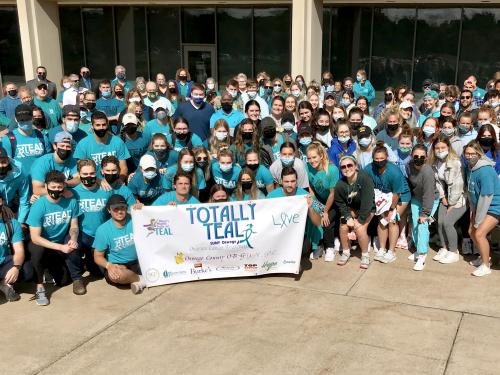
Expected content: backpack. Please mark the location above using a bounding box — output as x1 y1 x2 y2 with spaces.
6 130 46 158
1 206 16 254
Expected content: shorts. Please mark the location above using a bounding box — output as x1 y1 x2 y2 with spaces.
102 260 141 286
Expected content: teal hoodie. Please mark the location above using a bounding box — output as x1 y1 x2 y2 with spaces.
0 158 30 223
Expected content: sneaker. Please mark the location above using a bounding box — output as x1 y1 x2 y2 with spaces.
407 252 417 262
131 281 145 294
469 256 491 267
333 238 341 252
337 252 350 266
374 249 386 262
413 255 426 271
72 279 87 295
371 237 379 253
381 250 397 264
396 237 408 250
0 283 20 302
439 251 460 264
433 248 448 261
309 246 324 260
472 264 492 277
324 248 336 262
360 255 370 269
35 288 49 306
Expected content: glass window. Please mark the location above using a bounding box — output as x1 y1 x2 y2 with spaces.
0 6 25 84
182 7 215 44
217 8 252 85
413 8 461 91
458 8 500 88
322 7 332 73
148 7 181 79
371 8 416 90
254 7 291 79
82 7 115 80
59 7 84 76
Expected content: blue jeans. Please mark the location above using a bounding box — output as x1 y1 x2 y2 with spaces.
410 198 439 254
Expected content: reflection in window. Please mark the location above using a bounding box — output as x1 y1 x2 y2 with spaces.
59 7 84 76
217 8 252 85
0 6 25 83
182 8 215 44
148 7 181 79
458 8 500 87
413 8 461 91
254 7 291 78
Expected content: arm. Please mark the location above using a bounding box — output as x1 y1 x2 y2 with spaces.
265 183 274 193
32 180 47 196
474 195 493 228
119 159 129 181
420 167 436 217
30 226 68 252
17 176 31 224
357 174 375 224
66 173 81 188
321 188 335 226
306 195 322 226
68 218 79 249
334 183 352 220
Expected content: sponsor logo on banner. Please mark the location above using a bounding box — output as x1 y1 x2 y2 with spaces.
261 261 278 271
216 265 240 272
244 264 258 271
175 252 185 264
143 218 173 237
163 270 187 278
145 268 160 282
194 262 202 268
283 260 296 265
191 266 212 275
272 212 301 228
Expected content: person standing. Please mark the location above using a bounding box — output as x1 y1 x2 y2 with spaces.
26 66 57 100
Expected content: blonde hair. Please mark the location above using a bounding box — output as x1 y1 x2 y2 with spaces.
77 159 96 172
209 119 231 157
306 142 330 174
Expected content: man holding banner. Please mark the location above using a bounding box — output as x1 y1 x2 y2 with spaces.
152 172 200 206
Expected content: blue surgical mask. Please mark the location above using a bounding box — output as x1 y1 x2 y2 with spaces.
265 88 272 95
358 137 371 147
338 136 350 144
181 163 194 172
341 99 350 107
143 170 157 180
299 137 312 146
441 128 455 137
18 121 32 132
458 125 470 135
66 120 79 133
192 96 204 105
156 110 168 120
247 91 257 99
220 164 233 173
280 156 295 166
435 150 448 160
282 122 294 132
291 90 300 97
101 91 111 98
273 86 281 93
326 85 334 93
491 101 499 108
422 126 435 137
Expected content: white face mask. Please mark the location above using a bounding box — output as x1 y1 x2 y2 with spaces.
215 132 228 141
63 82 72 89
207 83 215 90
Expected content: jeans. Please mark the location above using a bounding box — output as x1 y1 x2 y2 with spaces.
410 198 439 254
0 255 33 282
437 203 467 253
79 232 103 277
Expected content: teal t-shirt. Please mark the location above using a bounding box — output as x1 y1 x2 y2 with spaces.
123 131 150 171
128 171 170 205
110 183 136 206
165 165 206 191
166 132 204 152
71 183 110 237
263 133 285 160
0 219 24 264
364 162 411 202
1 129 50 176
306 163 339 203
143 119 172 141
145 150 179 170
34 97 61 128
468 164 500 215
152 191 200 206
254 165 274 191
93 216 137 264
211 162 242 193
27 196 80 243
230 190 266 201
30 153 78 183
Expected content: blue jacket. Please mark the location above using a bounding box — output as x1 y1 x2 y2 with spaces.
0 159 30 224
0 96 21 121
353 80 375 105
175 80 193 98
327 138 357 167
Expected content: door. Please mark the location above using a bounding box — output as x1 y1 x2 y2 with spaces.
183 45 217 83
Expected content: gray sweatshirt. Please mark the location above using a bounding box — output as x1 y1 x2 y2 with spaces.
407 163 439 216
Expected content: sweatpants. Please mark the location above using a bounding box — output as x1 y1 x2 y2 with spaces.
437 203 467 253
410 198 439 254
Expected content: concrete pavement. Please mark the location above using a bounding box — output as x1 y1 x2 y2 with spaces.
2 249 500 375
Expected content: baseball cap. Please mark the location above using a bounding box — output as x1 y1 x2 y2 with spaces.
106 194 127 210
399 101 413 110
281 112 295 125
261 116 276 131
422 79 433 88
54 131 73 144
139 154 156 170
298 125 313 137
62 104 80 118
0 146 8 159
15 104 33 122
423 90 439 100
37 82 48 90
324 92 335 100
122 113 138 126
152 101 168 115
357 126 372 139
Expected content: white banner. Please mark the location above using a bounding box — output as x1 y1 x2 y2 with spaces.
131 196 308 286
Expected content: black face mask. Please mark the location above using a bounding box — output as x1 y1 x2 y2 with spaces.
176 132 189 141
373 160 387 169
37 73 47 81
81 176 97 187
56 148 71 160
241 181 253 190
413 156 426 166
179 75 187 82
284 80 292 86
0 164 12 178
387 124 399 132
94 128 108 138
168 87 177 94
115 91 124 98
263 129 276 139
33 118 46 129
258 79 265 87
8 89 17 98
24 99 34 106
47 188 63 200
317 125 330 133
221 102 232 113
384 93 393 103
154 149 167 159
479 137 494 148
247 163 259 171
82 72 91 79
242 132 254 140
86 102 96 110
104 173 119 185
124 125 137 135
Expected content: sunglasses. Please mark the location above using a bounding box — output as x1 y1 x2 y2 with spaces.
274 84 281 87
340 164 354 170
196 157 207 162
460 96 471 99
265 86 272 89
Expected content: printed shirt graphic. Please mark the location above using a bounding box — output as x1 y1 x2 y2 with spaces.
27 196 81 243
211 162 242 192
152 191 200 206
93 217 138 264
0 219 24 264
30 153 78 183
71 184 111 237
128 171 170 205
1 129 50 174
74 135 131 175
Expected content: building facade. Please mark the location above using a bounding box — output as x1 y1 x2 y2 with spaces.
0 0 499 92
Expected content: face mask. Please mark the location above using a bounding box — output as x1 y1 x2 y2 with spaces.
207 83 215 90
282 122 294 131
86 102 96 110
192 96 204 105
341 99 350 107
66 120 79 133
387 124 399 132
325 85 334 93
154 149 167 159
280 156 295 166
220 164 233 173
413 156 426 166
338 136 350 144
490 101 499 108
168 87 177 94
297 80 303 87
229 90 238 98
18 121 32 132
215 132 228 141
467 155 479 169
156 110 168 120
358 137 371 147
8 89 17 97
93 128 108 138
291 90 300 97
102 91 112 98
458 125 470 134
221 102 232 113
47 188 63 200
197 160 207 168
148 92 158 100
265 88 272 95
284 80 292 86
422 126 436 137
82 72 90 79
441 128 455 137
124 125 137 135
37 73 47 81
273 86 281 93
56 148 71 160
241 181 253 190
373 160 387 169
242 132 253 140
333 114 344 121
384 93 393 102
248 91 257 99
435 150 448 160
479 137 494 148
299 137 312 146
116 72 126 80
0 164 11 178
176 132 189 141
263 129 276 139
63 82 71 90
81 176 96 187
143 170 157 180
33 118 45 128
399 146 411 154
104 173 119 185
115 91 124 98
356 75 363 82
179 75 187 82
247 163 259 171
181 163 194 172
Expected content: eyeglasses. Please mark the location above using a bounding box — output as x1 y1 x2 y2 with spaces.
460 96 471 99
274 84 281 87
340 164 354 170
196 157 207 162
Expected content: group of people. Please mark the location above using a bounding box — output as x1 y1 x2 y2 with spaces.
0 64 499 307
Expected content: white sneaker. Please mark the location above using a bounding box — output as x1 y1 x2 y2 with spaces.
381 250 397 264
374 249 386 262
309 245 324 260
439 251 459 264
472 264 492 277
469 256 491 267
413 255 426 271
333 238 340 252
324 248 336 262
433 248 448 261
407 252 417 262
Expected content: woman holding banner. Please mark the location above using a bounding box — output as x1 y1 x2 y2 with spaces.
231 168 265 201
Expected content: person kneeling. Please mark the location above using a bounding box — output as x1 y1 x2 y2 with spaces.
93 194 146 294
